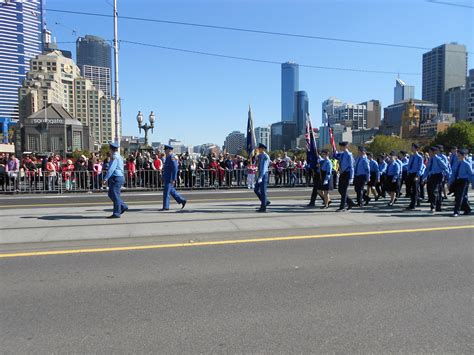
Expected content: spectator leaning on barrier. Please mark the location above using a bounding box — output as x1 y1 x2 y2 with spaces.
5 153 20 191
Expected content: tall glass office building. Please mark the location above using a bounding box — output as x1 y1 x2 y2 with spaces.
77 35 112 98
0 0 43 121
295 90 309 136
281 62 299 122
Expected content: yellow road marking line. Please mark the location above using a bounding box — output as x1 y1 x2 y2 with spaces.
0 195 308 209
0 225 472 259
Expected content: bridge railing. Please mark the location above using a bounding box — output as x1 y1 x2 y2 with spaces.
0 168 314 194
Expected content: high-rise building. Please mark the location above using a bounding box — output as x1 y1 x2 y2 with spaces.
0 0 43 121
467 69 474 122
318 124 352 150
270 122 297 151
295 91 309 136
331 103 367 130
322 97 343 124
422 43 468 111
223 131 245 155
281 62 299 122
76 35 112 70
359 100 381 128
76 35 112 99
255 126 271 151
82 65 111 98
382 99 438 136
444 86 467 121
18 51 118 146
394 79 414 103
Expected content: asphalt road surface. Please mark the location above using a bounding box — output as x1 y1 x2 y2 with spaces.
1 226 472 353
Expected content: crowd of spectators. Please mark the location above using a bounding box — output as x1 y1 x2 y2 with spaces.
0 150 317 192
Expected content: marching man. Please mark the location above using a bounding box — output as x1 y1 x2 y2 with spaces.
254 143 270 213
161 145 187 211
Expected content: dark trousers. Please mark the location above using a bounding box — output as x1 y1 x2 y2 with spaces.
419 179 425 200
309 171 321 204
163 182 185 209
108 176 127 217
427 173 443 210
338 171 353 209
453 179 471 214
254 173 269 209
407 173 419 208
401 171 408 196
376 174 386 198
353 175 367 206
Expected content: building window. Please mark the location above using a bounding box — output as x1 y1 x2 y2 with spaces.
72 131 82 151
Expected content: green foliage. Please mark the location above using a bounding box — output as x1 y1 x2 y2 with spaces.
367 135 413 156
71 150 91 161
99 144 111 159
432 121 474 149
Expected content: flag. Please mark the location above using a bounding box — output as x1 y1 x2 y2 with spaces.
325 111 337 155
306 114 319 169
246 106 256 157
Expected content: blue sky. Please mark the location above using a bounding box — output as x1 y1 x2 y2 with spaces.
45 0 474 146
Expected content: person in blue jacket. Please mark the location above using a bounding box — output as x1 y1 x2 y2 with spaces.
103 142 128 219
334 141 355 212
353 146 370 207
161 145 187 211
318 149 333 209
367 152 379 202
254 143 271 212
375 154 387 199
423 146 449 213
385 151 401 206
448 149 472 217
406 143 424 210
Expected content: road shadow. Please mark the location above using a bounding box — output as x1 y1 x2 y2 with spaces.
21 215 105 221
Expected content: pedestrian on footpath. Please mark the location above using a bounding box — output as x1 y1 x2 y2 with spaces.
103 142 128 219
318 149 333 209
405 143 424 210
448 149 472 217
424 146 449 213
385 151 401 206
334 141 355 212
367 152 379 202
160 145 187 211
353 146 370 207
254 143 270 212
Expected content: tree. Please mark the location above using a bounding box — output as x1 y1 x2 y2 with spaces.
99 144 111 159
367 135 413 156
432 121 474 149
72 150 91 161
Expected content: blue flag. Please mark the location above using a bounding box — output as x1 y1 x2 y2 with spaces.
305 114 319 169
246 106 256 156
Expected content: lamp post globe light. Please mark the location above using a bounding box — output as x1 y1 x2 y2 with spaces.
136 110 155 148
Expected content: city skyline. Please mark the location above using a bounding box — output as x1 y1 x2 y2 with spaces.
9 0 474 146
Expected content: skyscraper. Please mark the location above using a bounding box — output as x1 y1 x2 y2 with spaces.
295 91 309 136
255 126 271 151
76 35 112 98
422 43 468 111
467 69 474 122
281 62 299 122
76 35 112 69
394 79 414 103
0 0 43 121
321 97 343 124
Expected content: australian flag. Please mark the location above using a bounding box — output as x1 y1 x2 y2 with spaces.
246 106 256 157
305 114 319 170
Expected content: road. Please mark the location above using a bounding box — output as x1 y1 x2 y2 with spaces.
1 225 473 353
1 189 473 352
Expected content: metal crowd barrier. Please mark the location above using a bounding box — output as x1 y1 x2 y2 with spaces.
0 168 314 194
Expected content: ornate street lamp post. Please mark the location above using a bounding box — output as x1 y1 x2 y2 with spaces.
136 110 155 147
